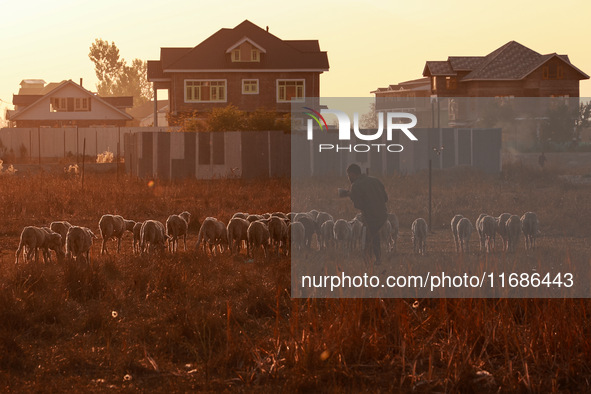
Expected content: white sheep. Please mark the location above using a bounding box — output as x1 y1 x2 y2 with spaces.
196 217 228 256
320 219 335 251
496 213 512 251
505 215 521 253
140 220 168 255
411 218 428 255
50 220 72 250
378 219 394 254
348 218 363 252
456 217 473 254
268 216 289 256
296 215 320 249
450 214 464 253
288 221 305 254
166 211 191 252
40 227 65 263
232 212 249 220
247 220 270 259
475 213 487 252
132 221 143 254
66 226 97 263
227 217 250 254
333 219 352 256
387 213 400 253
521 212 539 250
481 215 497 253
315 211 334 227
15 226 62 264
99 214 134 254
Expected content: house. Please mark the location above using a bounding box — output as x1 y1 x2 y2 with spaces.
147 20 329 125
128 100 169 127
7 79 133 128
371 77 433 127
423 41 589 98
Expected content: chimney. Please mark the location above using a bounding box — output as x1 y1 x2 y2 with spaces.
266 26 269 32
79 78 83 87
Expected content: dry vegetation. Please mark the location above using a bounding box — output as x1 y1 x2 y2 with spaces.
0 164 590 392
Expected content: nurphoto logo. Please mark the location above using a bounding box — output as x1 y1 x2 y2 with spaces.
305 109 419 153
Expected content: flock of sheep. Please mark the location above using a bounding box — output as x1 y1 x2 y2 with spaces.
13 208 540 265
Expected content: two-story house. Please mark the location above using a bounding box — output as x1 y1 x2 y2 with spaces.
147 20 329 125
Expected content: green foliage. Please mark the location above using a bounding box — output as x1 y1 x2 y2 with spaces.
88 39 152 106
243 108 277 131
540 103 575 143
207 105 245 132
479 99 516 128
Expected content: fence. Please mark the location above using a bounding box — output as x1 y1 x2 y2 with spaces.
0 127 171 161
124 130 291 180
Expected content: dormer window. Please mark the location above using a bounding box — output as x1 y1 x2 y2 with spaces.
227 38 265 63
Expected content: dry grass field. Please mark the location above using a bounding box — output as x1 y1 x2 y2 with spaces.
0 163 589 392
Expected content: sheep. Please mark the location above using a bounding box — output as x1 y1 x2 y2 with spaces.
15 226 62 264
196 217 228 256
315 211 334 227
475 213 487 252
450 214 464 253
349 218 364 252
296 215 320 249
320 219 335 251
456 217 473 254
132 221 143 254
387 213 400 253
247 220 270 259
268 216 289 256
40 227 65 263
232 212 249 220
227 217 250 254
66 226 97 263
293 212 313 223
378 219 394 253
99 214 134 254
481 215 497 253
140 220 168 255
333 219 352 256
521 212 539 250
166 211 191 252
411 218 428 255
246 214 264 223
307 209 319 221
50 220 72 250
496 213 512 251
288 221 305 254
271 212 288 220
506 215 521 253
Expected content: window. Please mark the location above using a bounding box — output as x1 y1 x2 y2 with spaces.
242 79 259 94
251 49 260 62
543 64 564 80
50 97 67 112
445 77 457 90
277 80 305 102
185 80 226 102
75 98 90 111
232 49 240 62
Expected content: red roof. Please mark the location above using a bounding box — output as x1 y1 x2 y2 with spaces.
423 41 589 81
148 20 328 79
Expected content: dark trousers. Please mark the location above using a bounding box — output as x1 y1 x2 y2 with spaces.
367 223 382 262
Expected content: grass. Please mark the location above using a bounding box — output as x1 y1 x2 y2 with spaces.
0 165 589 392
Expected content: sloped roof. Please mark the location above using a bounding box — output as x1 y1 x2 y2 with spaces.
371 77 430 94
423 41 589 81
148 20 328 78
8 80 133 121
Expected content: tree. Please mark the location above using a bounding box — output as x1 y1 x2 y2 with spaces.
88 39 152 106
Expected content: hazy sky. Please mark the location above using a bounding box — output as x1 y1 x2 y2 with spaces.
2 0 590 123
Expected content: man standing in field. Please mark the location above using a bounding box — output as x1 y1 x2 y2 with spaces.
340 164 388 265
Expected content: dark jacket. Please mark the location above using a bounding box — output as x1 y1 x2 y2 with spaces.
349 174 388 231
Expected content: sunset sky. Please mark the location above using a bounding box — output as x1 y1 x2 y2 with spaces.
2 0 590 123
